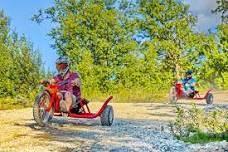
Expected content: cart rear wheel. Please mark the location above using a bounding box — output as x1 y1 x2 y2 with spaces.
206 93 213 105
33 91 54 127
169 87 177 103
100 105 114 126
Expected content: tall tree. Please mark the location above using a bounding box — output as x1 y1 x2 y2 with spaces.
0 11 44 98
33 0 137 92
138 0 198 80
213 0 228 23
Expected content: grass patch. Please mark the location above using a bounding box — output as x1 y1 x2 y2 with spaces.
0 89 168 111
170 104 228 144
181 131 228 144
0 97 32 110
0 104 26 110
83 88 169 103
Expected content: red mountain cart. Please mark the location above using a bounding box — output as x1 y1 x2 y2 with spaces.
169 82 213 104
33 80 114 127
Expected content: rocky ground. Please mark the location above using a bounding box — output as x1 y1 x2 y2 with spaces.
0 91 227 152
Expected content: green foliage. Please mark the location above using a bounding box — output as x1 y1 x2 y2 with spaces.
183 131 228 144
32 0 165 100
30 0 228 101
1 0 228 108
170 104 228 143
212 0 228 23
0 11 44 108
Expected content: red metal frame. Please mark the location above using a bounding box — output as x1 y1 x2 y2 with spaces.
67 96 113 119
43 82 113 119
175 82 212 100
192 89 212 100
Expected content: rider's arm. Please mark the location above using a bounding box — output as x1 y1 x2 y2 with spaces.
72 78 81 87
50 78 56 84
71 72 81 88
51 74 61 84
190 78 196 87
181 78 185 84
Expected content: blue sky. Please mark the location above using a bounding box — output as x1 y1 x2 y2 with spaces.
0 0 221 72
0 0 57 71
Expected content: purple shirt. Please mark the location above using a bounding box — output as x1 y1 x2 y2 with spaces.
53 72 81 98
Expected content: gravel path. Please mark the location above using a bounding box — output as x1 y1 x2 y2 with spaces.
0 92 228 152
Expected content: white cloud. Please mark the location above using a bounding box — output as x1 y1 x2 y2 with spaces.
182 0 222 32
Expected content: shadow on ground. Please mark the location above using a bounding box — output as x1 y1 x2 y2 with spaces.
13 116 176 152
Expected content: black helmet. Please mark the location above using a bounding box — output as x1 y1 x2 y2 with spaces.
55 56 70 77
186 70 193 75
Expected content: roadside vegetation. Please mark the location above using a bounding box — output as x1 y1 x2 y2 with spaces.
170 104 228 143
0 11 46 109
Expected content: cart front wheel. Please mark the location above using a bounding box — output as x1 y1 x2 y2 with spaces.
206 93 213 104
33 91 54 127
169 87 177 104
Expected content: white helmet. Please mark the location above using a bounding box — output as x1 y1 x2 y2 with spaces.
55 56 70 77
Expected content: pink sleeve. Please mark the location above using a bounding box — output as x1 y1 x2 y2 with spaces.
53 75 59 82
72 72 80 80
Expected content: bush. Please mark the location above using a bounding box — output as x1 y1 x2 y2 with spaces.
170 104 228 143
0 11 44 109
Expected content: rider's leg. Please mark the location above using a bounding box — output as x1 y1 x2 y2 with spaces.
71 95 78 108
57 92 67 113
64 91 73 112
184 88 195 97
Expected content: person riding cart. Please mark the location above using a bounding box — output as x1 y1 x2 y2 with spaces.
50 56 81 115
33 56 114 126
181 70 197 98
169 69 213 104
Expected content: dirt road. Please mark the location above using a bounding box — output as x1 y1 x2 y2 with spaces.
0 91 228 152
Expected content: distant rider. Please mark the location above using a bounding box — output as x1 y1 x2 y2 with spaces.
181 70 197 97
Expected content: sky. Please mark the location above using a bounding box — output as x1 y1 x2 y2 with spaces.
0 0 57 71
182 0 221 32
0 0 221 72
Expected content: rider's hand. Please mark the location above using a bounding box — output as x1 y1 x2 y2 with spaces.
71 78 81 87
50 79 56 84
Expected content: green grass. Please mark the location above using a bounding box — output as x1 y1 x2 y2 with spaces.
0 97 32 110
0 89 168 110
171 103 228 144
181 131 228 144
